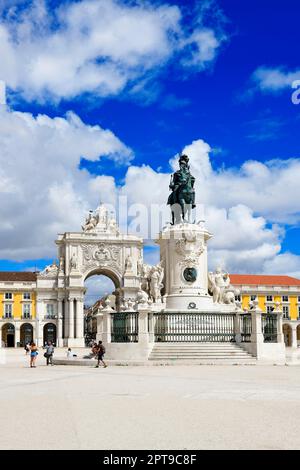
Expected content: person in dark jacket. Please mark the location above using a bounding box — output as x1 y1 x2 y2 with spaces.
95 341 107 368
44 341 55 366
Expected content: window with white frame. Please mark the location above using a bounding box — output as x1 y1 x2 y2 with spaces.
250 295 257 301
4 303 12 318
282 295 289 302
4 292 12 300
23 292 31 300
298 306 300 319
266 295 273 302
266 305 274 314
46 304 55 318
298 296 300 303
235 295 241 302
23 303 31 318
283 305 289 318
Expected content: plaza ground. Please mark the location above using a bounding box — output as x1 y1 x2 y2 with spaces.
1 349 300 450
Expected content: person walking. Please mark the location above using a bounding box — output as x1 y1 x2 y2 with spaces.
30 343 38 368
44 341 55 366
95 341 107 368
24 342 30 355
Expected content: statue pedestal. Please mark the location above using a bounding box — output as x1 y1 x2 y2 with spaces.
158 223 221 312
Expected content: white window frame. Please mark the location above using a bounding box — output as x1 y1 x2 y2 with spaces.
282 295 289 302
266 295 273 302
250 295 257 301
266 306 274 314
23 292 31 300
4 303 13 318
23 303 31 319
283 305 289 319
4 292 13 300
46 304 55 318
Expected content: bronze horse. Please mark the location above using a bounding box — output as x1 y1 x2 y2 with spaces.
167 154 196 224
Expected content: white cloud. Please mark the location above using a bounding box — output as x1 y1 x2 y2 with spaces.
118 139 300 275
251 66 300 92
0 104 129 259
0 102 299 278
263 252 300 279
0 0 226 103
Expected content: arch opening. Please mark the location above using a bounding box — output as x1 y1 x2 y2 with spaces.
43 323 57 346
283 324 292 347
20 323 33 347
2 323 15 347
297 324 300 347
84 270 121 344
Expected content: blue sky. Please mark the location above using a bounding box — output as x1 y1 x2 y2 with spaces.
0 0 299 276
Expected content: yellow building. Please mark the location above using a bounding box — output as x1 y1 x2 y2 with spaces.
0 272 37 347
231 274 300 347
1 270 300 348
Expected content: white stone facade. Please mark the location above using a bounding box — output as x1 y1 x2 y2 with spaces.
35 204 143 347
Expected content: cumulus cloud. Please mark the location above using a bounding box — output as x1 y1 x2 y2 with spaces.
0 103 130 259
0 0 226 103
0 99 299 277
250 66 300 93
119 139 300 275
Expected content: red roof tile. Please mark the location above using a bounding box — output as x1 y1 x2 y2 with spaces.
230 274 300 286
0 272 37 282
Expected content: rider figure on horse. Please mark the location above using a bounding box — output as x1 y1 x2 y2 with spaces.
167 154 196 225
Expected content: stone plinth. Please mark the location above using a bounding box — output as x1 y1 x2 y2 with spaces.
157 223 219 312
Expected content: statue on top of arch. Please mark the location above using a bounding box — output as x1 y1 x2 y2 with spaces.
82 204 120 235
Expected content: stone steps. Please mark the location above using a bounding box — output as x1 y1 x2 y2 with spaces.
149 342 255 363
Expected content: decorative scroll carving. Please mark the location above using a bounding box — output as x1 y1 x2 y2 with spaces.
81 243 121 274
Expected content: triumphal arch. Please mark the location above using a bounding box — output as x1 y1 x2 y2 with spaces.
36 205 143 347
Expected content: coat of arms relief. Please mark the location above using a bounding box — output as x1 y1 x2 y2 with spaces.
81 243 121 273
175 231 204 268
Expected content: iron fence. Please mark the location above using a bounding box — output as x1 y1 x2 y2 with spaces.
111 312 139 343
239 314 252 342
153 312 236 342
262 314 277 343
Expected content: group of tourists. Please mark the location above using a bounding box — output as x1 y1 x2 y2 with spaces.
24 339 107 368
25 341 55 368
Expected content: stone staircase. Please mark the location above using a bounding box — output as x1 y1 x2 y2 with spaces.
149 342 256 364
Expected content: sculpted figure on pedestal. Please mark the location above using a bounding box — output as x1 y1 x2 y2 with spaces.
40 261 58 277
59 256 65 272
82 210 99 232
124 255 133 273
108 217 120 235
136 288 150 306
70 253 77 270
167 154 196 225
208 268 238 305
149 263 164 303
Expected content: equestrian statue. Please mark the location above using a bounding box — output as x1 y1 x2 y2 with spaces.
167 154 196 224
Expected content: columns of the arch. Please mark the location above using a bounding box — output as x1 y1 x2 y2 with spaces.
68 297 74 339
65 295 85 347
15 325 20 348
291 324 298 348
75 297 84 342
57 298 64 347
